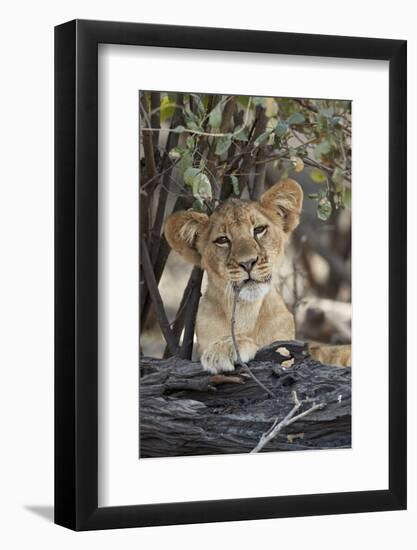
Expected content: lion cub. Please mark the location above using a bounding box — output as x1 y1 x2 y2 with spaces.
165 179 350 372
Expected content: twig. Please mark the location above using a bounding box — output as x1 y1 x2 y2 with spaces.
252 155 266 200
292 98 319 113
180 267 203 359
219 96 237 134
142 127 232 138
290 129 317 149
150 92 160 147
149 94 185 265
144 186 195 317
251 391 326 453
163 271 193 358
140 238 179 356
140 160 179 191
140 95 157 185
142 98 252 141
230 286 276 398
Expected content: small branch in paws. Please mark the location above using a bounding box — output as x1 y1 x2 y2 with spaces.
231 285 276 399
250 390 327 453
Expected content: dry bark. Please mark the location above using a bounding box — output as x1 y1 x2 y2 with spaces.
139 341 351 458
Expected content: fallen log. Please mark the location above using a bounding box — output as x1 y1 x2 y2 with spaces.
139 341 351 458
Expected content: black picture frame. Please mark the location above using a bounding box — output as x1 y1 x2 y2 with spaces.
55 19 407 531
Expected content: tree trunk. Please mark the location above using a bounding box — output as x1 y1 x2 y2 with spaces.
139 341 351 458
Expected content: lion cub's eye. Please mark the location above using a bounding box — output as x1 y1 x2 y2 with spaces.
213 236 230 246
254 225 267 236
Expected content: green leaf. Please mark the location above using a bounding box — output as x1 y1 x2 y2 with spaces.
310 168 327 184
233 126 249 141
344 187 352 209
190 94 205 117
275 121 289 136
317 197 332 221
178 151 193 177
209 102 223 128
254 130 271 147
192 197 207 213
168 147 182 161
286 112 305 125
186 120 201 132
314 140 331 159
334 193 343 210
160 95 177 123
183 167 201 187
184 103 198 124
237 96 252 108
186 135 195 149
192 172 212 200
215 134 232 156
331 167 344 186
172 125 186 134
253 96 267 107
230 175 240 195
184 167 212 202
319 107 335 119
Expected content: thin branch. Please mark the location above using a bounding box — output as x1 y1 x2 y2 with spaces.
231 286 276 398
142 98 251 141
290 130 317 149
219 96 237 134
140 159 179 191
292 98 319 113
192 148 221 196
163 267 195 358
142 127 232 138
192 94 217 164
198 94 229 128
150 92 160 147
149 94 185 263
140 95 157 185
140 238 179 356
180 267 203 359
292 98 351 137
254 153 352 185
233 106 267 196
251 391 326 453
147 102 184 117
339 135 347 169
139 100 152 128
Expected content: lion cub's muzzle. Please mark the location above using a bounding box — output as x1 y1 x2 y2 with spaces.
238 256 258 274
227 256 272 285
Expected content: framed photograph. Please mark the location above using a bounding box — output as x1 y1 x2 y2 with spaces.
55 19 407 530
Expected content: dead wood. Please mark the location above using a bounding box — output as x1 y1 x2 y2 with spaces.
139 341 351 458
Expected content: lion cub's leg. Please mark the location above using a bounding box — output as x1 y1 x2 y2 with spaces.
201 336 258 374
308 343 351 367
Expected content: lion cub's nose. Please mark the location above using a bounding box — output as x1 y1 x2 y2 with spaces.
239 257 258 274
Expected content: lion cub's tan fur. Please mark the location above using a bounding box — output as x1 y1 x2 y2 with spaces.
165 179 350 372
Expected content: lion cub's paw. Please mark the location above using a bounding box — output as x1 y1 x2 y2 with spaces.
201 336 258 374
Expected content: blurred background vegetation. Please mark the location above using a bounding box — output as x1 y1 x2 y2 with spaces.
139 91 352 359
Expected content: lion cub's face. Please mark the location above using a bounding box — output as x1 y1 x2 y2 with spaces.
197 200 282 300
165 179 303 301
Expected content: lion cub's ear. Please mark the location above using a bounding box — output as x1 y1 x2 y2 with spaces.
164 211 209 266
260 179 303 233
